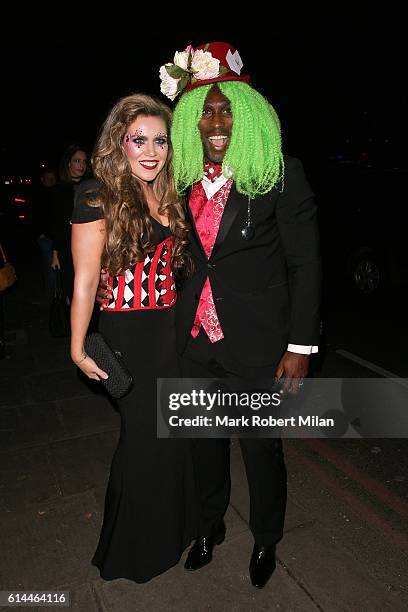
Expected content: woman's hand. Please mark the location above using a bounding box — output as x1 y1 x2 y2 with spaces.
96 267 111 310
72 352 109 381
51 251 61 270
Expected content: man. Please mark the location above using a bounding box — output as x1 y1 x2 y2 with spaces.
159 42 321 589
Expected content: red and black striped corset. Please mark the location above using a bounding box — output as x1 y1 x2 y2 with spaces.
102 237 176 311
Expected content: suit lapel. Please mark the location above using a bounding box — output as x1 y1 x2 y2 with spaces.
211 184 246 259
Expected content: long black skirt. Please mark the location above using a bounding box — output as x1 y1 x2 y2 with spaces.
92 307 197 583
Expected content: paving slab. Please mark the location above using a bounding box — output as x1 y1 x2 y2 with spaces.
24 369 95 403
280 521 405 612
284 440 408 601
0 406 17 432
33 346 74 374
0 446 62 512
50 431 120 496
0 345 36 378
0 490 100 592
94 530 320 612
68 583 101 612
55 395 120 439
0 402 66 451
0 376 28 408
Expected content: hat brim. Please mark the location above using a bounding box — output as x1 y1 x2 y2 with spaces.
184 73 251 92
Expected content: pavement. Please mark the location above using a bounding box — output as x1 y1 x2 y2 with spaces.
0 250 407 612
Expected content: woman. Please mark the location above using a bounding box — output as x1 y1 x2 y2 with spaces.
70 94 197 583
51 144 89 303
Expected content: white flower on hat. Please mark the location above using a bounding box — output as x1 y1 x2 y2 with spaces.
159 45 226 100
173 50 189 71
191 49 220 81
159 64 180 101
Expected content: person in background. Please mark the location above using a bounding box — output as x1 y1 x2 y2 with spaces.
33 166 57 299
50 144 89 303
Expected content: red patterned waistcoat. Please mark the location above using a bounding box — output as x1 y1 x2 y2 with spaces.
190 178 233 342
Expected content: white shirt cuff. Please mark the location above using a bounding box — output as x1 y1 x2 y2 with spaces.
287 344 318 355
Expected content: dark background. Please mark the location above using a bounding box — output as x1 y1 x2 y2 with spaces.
2 11 406 177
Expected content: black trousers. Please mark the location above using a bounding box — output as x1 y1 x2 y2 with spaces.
180 330 287 546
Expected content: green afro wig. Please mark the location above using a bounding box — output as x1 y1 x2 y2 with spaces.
171 81 284 198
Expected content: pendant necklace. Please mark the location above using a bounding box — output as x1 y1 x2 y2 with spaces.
241 197 255 240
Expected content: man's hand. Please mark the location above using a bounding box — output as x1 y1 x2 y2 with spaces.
274 351 310 395
96 267 110 310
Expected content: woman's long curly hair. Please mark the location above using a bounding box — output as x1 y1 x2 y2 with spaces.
91 93 192 277
171 82 284 198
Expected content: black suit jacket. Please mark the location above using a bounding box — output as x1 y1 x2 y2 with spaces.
176 156 322 369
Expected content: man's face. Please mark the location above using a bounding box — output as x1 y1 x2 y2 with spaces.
41 171 56 187
198 86 233 163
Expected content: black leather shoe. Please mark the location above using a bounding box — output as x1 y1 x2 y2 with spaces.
249 543 276 589
184 522 226 571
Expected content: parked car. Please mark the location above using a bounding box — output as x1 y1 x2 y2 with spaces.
317 164 408 294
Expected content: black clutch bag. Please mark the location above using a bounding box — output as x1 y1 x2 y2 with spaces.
84 332 133 399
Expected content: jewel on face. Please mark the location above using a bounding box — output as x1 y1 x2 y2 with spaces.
125 129 145 148
125 130 168 150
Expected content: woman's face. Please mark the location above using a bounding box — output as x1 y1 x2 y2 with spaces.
69 150 87 179
123 115 168 184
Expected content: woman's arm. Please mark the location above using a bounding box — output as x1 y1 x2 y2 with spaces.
70 219 108 380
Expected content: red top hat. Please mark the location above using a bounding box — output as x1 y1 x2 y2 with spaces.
184 42 251 92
